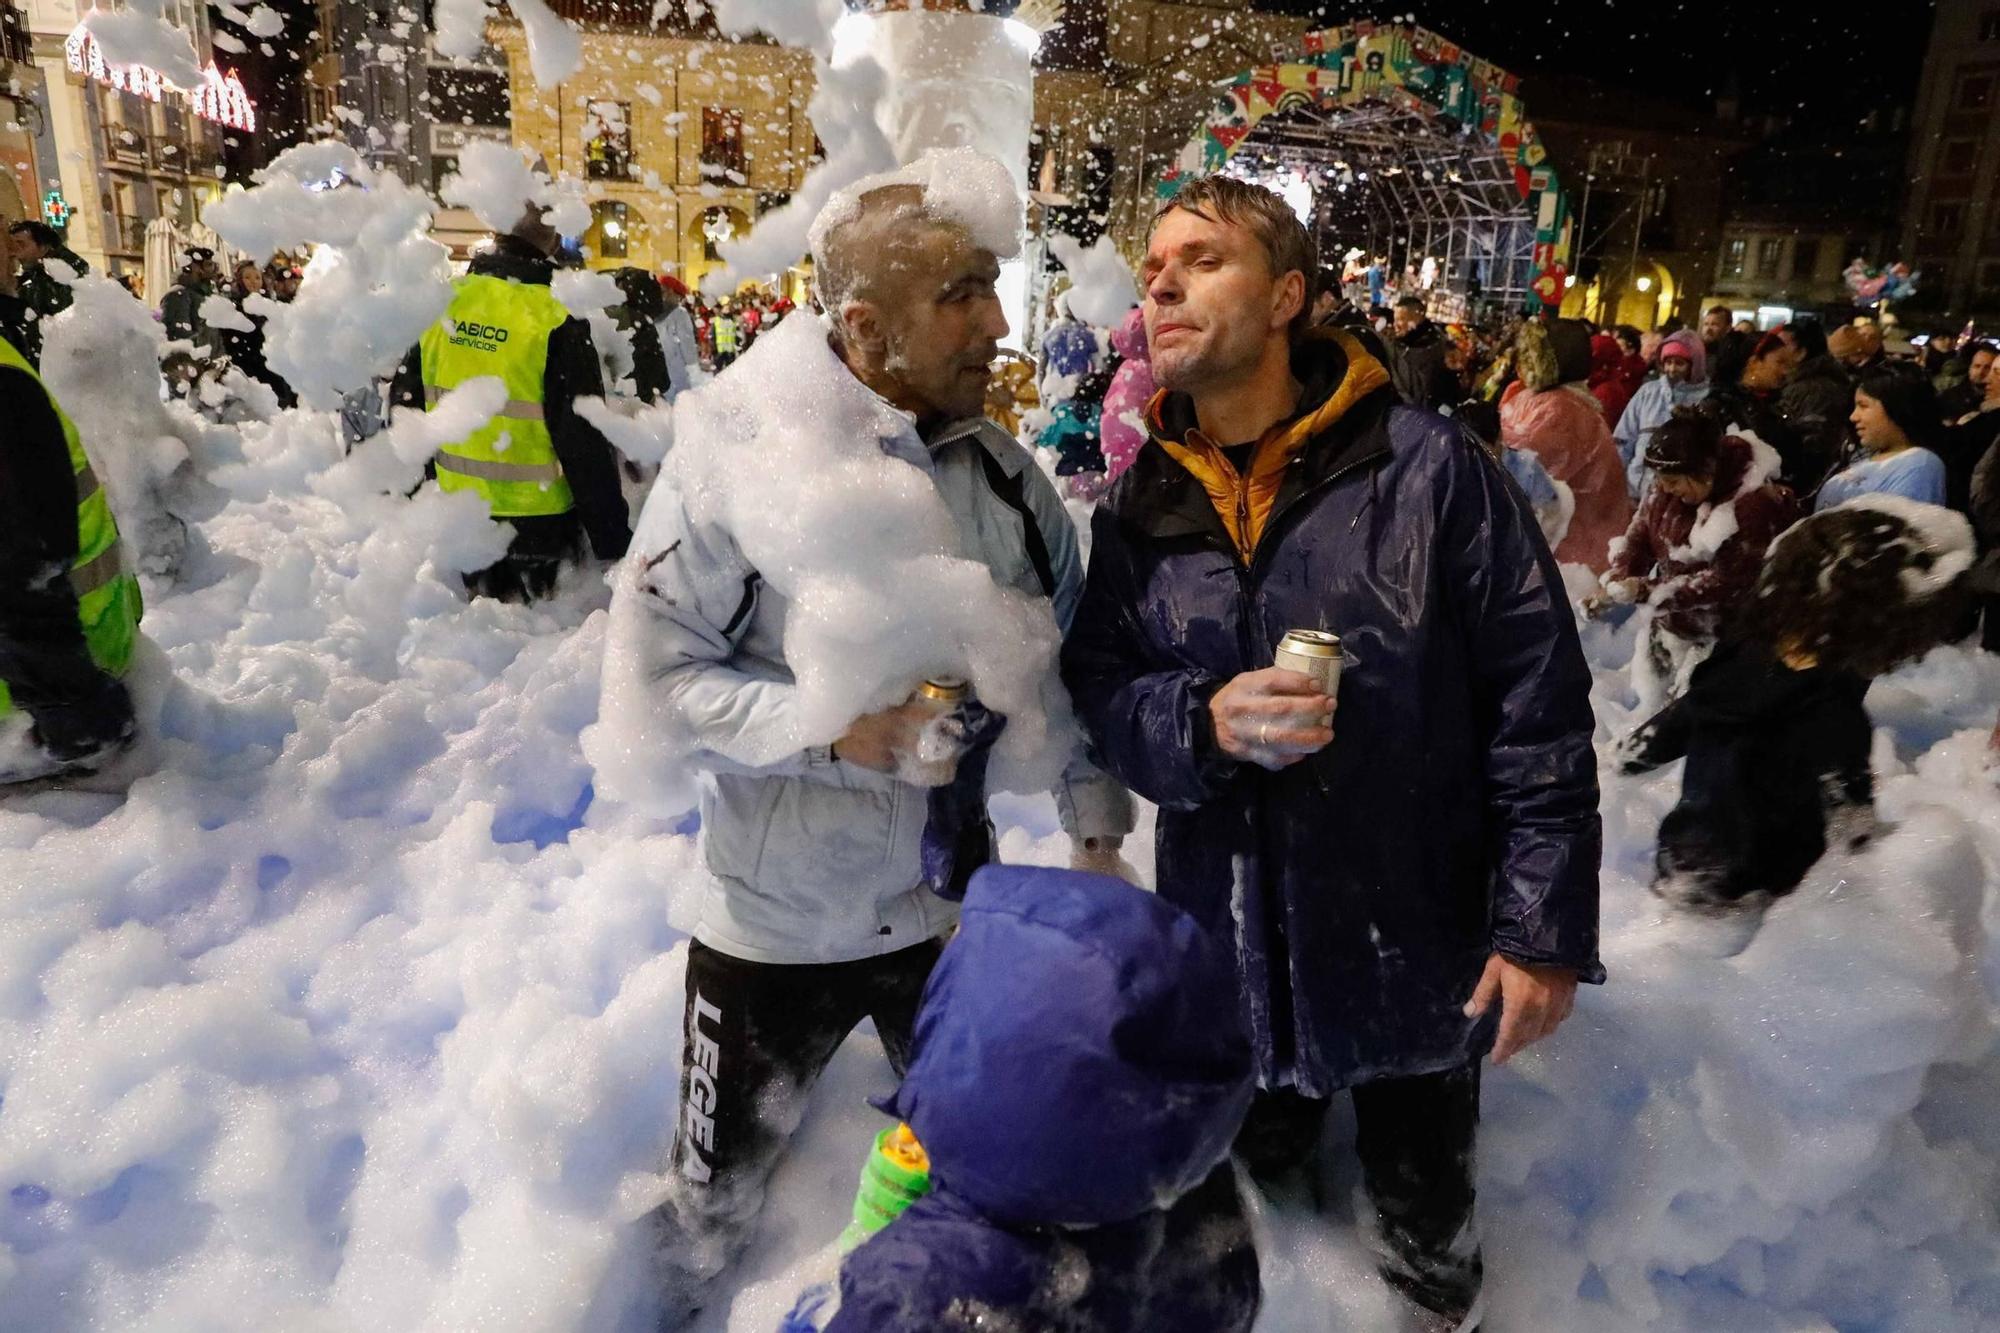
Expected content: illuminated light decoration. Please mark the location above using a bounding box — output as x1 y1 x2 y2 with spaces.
42 189 73 229
65 25 257 133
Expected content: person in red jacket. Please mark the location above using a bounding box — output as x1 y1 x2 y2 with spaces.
1588 332 1635 429
1588 408 1802 704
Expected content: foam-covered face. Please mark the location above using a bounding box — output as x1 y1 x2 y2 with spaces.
870 223 1007 423
1141 206 1301 395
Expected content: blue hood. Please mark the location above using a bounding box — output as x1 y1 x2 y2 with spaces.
885 866 1253 1228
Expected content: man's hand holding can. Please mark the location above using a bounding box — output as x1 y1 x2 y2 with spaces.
1210 668 1335 770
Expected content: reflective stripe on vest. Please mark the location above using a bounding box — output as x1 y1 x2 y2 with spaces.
434 451 565 484
417 274 574 520
0 338 143 719
423 386 547 420
69 543 127 597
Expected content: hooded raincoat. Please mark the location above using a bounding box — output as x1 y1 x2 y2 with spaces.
1613 330 1710 494
1501 323 1634 571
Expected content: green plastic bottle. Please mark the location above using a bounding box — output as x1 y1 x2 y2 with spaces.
838 1123 933 1252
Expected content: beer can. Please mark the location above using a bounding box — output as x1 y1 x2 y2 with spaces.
1274 629 1343 696
905 677 972 787
914 678 971 711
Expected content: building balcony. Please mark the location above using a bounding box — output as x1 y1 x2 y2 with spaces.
0 2 31 67
104 125 151 169
112 213 147 255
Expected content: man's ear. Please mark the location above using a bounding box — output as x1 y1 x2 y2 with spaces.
1273 270 1306 332
840 298 887 357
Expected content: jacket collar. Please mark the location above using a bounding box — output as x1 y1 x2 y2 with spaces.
926 415 1030 476
468 234 557 286
1114 328 1396 549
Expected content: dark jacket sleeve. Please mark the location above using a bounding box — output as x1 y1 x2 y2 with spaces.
545 316 631 560
0 365 80 572
1437 428 1605 979
1060 505 1239 812
1972 438 2000 548
389 344 426 418
1617 694 1694 774
1829 705 1875 815
823 1207 1041 1333
629 322 671 405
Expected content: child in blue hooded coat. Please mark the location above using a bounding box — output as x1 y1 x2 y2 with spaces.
784 865 1261 1333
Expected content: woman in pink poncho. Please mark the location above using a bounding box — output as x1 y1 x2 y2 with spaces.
1500 319 1634 572
1098 307 1155 487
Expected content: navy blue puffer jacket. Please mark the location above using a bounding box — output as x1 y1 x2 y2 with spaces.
1061 338 1604 1095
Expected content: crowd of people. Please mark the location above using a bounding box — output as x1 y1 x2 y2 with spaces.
2 151 1998 1333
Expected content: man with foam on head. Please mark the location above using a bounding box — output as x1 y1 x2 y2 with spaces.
615 147 1134 1328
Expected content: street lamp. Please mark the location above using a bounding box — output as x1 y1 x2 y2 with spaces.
1636 276 1653 293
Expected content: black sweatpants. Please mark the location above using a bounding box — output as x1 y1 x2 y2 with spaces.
1235 1063 1483 1323
653 936 945 1328
463 513 582 603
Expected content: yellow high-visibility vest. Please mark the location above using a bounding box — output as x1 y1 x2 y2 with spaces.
419 273 576 518
0 337 143 717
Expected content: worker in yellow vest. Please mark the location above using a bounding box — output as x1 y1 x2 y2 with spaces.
0 266 141 783
393 203 631 601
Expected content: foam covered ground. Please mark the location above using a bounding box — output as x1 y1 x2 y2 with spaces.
3 405 1999 1332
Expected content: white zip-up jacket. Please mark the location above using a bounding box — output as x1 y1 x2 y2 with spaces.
621 316 1134 965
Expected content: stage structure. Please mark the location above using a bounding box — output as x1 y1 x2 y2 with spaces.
1145 21 1572 318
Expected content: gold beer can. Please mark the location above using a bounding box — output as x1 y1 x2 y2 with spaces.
1274 630 1343 695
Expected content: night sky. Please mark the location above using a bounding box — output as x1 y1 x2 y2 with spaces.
204 1 1942 169
1267 4 1938 128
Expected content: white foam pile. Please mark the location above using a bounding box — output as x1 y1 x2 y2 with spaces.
441 139 591 241
1047 233 1139 328
591 306 1071 809
700 0 896 293
5 341 2000 1329
38 276 240 581
203 143 454 412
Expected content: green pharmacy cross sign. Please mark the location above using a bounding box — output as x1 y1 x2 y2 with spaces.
41 189 72 231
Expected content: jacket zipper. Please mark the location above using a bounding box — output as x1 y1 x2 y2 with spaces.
1241 449 1387 801
1246 448 1388 584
